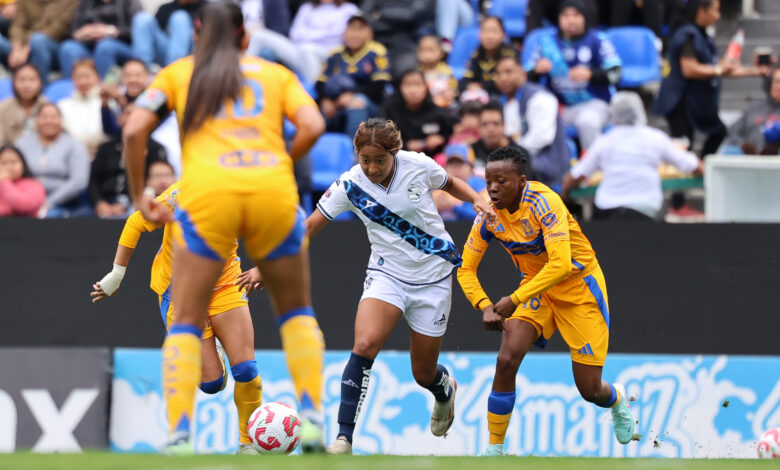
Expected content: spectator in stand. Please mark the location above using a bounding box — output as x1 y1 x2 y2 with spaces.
433 143 487 221
0 0 80 84
524 0 622 150
417 35 457 109
449 99 483 146
90 103 167 218
654 0 770 158
494 55 569 186
100 58 148 137
0 144 46 217
435 0 474 48
57 59 107 156
461 16 517 98
316 14 391 138
0 64 48 146
726 65 780 155
146 159 176 196
470 101 523 174
609 0 666 41
360 0 435 74
564 91 702 221
526 0 598 35
131 0 203 71
247 0 359 84
58 0 140 78
241 0 292 37
0 1 15 37
380 69 452 156
16 103 90 217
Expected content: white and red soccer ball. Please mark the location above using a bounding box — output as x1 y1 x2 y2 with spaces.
247 402 301 454
757 427 780 459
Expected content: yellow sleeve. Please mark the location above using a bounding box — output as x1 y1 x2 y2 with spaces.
135 62 178 119
456 215 493 311
117 186 175 248
283 68 318 122
509 195 572 305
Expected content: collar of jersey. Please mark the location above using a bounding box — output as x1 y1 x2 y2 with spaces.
372 153 398 194
499 183 530 222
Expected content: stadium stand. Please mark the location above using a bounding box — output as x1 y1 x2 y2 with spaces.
488 0 528 38
606 26 661 87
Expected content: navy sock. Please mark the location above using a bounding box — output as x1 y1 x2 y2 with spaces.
337 353 374 443
424 364 452 402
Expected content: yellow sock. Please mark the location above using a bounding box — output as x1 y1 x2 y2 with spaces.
488 411 512 445
162 325 202 437
278 311 325 414
233 374 263 444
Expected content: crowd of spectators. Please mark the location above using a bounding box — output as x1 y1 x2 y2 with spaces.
0 0 775 222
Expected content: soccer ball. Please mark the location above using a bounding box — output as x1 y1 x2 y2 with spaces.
757 428 780 459
247 402 301 454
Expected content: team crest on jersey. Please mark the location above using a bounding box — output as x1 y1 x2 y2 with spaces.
166 189 180 209
521 219 534 237
407 183 424 203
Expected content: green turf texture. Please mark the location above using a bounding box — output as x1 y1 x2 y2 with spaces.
0 453 772 470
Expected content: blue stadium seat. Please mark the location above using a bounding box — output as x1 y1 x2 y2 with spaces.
0 78 12 101
448 26 480 79
284 119 297 139
521 26 556 67
310 133 354 193
489 0 528 38
606 26 661 87
566 137 579 160
44 79 74 103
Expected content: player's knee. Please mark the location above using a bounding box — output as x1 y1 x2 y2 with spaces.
495 353 522 377
352 338 380 360
411 364 437 387
200 376 224 394
231 359 259 383
575 380 602 403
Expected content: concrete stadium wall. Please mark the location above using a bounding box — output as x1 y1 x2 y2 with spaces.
1 219 779 355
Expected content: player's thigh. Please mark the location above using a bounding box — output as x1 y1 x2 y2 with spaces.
353 297 403 359
242 186 301 262
210 303 255 366
254 248 312 316
201 335 223 383
404 275 452 338
552 271 610 367
162 292 210 336
509 291 556 348
170 243 224 325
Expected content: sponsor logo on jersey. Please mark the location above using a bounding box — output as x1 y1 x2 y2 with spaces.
494 223 505 233
363 200 377 210
364 276 373 290
407 183 424 203
541 213 558 228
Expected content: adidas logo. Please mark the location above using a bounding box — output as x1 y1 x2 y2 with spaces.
494 223 505 233
577 344 594 356
342 379 360 389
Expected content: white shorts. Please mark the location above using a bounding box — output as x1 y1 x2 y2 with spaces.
360 270 453 337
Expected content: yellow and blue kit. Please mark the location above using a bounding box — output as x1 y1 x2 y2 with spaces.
316 41 391 104
136 55 315 262
118 182 246 340
457 181 610 367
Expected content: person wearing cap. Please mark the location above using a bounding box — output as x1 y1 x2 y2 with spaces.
494 54 570 187
470 100 524 175
433 143 488 221
563 91 703 221
523 0 621 150
245 0 359 84
316 13 391 138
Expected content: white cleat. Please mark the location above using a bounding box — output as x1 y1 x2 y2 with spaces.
479 443 505 456
325 436 352 455
215 338 228 392
236 443 260 455
430 376 457 437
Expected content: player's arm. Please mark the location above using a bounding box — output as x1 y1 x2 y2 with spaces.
457 217 504 331
441 176 497 224
305 208 330 238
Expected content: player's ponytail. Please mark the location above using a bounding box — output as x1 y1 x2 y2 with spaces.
353 118 403 156
181 1 245 136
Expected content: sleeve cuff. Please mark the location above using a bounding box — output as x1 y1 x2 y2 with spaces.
510 292 523 306
438 173 449 190
316 203 334 220
476 298 492 311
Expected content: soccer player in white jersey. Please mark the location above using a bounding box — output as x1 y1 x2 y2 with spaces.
306 118 496 454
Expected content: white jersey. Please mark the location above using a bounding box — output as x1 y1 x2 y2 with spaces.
316 150 461 285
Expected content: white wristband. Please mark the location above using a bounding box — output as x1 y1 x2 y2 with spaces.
99 264 126 296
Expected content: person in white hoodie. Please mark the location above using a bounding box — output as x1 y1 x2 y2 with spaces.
57 58 110 157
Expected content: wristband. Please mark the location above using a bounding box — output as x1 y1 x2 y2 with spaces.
143 186 156 198
714 65 723 77
99 264 126 296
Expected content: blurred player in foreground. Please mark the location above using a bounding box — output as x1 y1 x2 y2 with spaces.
122 1 326 454
305 118 495 454
457 146 638 456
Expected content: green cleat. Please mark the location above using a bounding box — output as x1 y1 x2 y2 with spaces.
478 444 504 456
610 383 637 445
300 418 326 453
163 432 194 456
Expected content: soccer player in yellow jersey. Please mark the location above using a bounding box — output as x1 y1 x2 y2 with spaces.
457 146 638 456
121 1 326 455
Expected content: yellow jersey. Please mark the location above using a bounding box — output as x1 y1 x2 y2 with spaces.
458 181 599 310
118 182 242 295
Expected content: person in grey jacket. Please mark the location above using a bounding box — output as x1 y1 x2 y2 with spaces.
726 65 780 155
15 102 90 217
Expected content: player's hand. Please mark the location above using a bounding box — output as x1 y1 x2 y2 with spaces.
473 199 497 225
493 295 517 318
90 283 108 302
482 305 504 331
235 267 264 294
137 191 172 224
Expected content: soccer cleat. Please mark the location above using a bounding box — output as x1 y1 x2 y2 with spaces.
479 444 505 456
300 418 326 453
163 432 194 456
325 436 352 455
611 383 637 444
430 376 457 437
215 338 228 392
236 443 260 455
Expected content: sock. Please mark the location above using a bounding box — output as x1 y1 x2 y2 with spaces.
231 360 263 445
598 382 618 408
336 353 374 444
199 376 224 394
487 390 516 445
163 324 202 438
424 364 452 402
278 307 325 419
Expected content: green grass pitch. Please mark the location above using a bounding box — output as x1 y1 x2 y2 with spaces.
0 453 772 470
